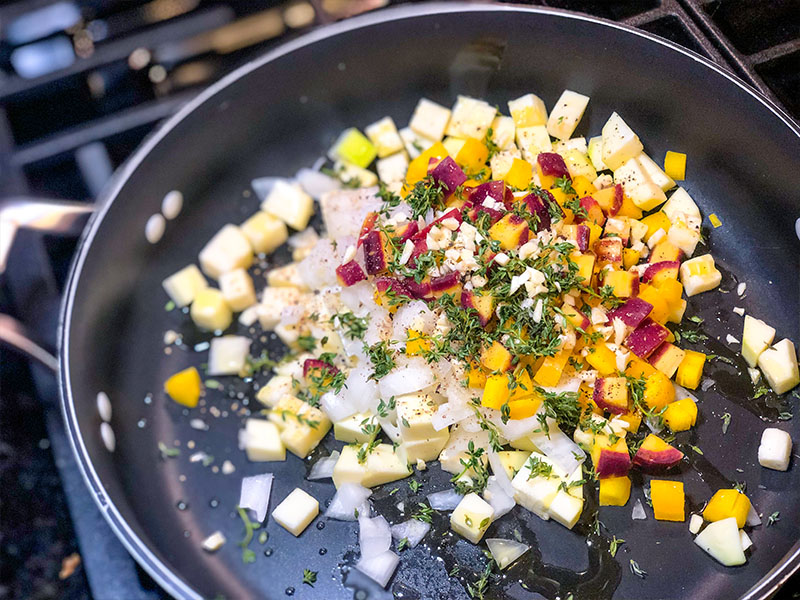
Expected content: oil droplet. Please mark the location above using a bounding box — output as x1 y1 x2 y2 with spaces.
176 501 189 511
285 587 295 596
183 530 191 538
143 394 153 405
264 548 274 557
316 521 325 530
319 548 327 555
355 591 367 600
209 498 219 508
137 419 147 428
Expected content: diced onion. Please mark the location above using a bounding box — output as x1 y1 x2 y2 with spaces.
251 177 282 202
320 391 358 422
355 550 399 588
487 451 515 497
431 400 473 432
326 483 372 521
632 498 647 520
529 421 585 475
390 519 430 548
239 473 274 522
483 476 516 519
746 503 762 527
486 538 529 570
674 384 701 404
391 301 436 339
378 357 435 397
296 168 341 199
426 489 463 511
308 451 340 480
359 515 392 556
701 378 715 391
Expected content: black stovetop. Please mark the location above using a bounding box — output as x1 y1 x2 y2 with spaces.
1 1 798 599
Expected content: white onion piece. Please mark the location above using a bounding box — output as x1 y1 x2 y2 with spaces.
355 550 400 588
378 358 435 398
342 365 380 413
299 239 342 289
496 412 541 442
296 168 341 199
746 503 762 527
378 417 402 443
326 483 372 521
529 422 585 475
700 378 715 392
431 400 473 432
392 301 436 339
251 177 282 202
390 519 430 548
645 416 664 434
320 391 358 423
486 538 529 570
308 451 340 480
483 476 516 519
487 451 515 497
426 489 463 511
339 281 375 316
279 304 306 327
359 515 392 556
632 498 647 520
540 377 583 395
674 384 701 404
239 473 274 522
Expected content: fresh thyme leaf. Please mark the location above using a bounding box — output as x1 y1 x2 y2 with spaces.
412 502 434 523
689 444 704 455
610 536 625 557
451 440 490 495
376 396 396 419
297 334 316 352
165 300 176 311
302 569 317 586
355 438 380 464
364 341 396 380
753 383 770 399
236 506 260 564
408 479 421 494
466 559 494 599
397 537 410 551
204 379 221 389
158 442 180 459
629 559 647 578
721 412 731 435
778 411 793 421
526 455 555 480
554 176 576 196
406 175 446 220
331 311 369 340
767 511 780 526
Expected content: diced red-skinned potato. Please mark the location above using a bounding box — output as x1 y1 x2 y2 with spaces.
461 290 495 326
429 271 461 299
537 152 571 188
363 230 390 275
642 261 680 286
394 221 419 243
626 318 669 358
357 211 379 246
303 358 339 378
594 237 623 267
603 270 639 298
592 184 624 216
561 304 590 330
413 208 463 241
649 342 687 378
430 156 467 191
592 436 631 478
466 205 504 225
407 238 428 268
521 193 552 232
404 277 432 300
481 340 513 372
632 433 684 472
593 376 630 414
467 180 506 206
576 196 606 226
607 297 653 329
649 241 683 263
489 213 530 250
336 261 366 286
374 277 414 309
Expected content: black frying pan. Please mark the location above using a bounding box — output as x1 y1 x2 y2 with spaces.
57 4 800 599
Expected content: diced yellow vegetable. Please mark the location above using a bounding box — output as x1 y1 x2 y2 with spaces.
455 138 490 174
663 151 686 181
651 479 685 521
662 398 697 432
190 288 232 331
703 489 751 528
622 248 641 270
643 371 675 411
640 212 671 241
329 127 376 167
503 158 533 189
709 213 722 228
404 142 448 189
482 374 511 410
164 367 202 408
585 343 618 376
481 340 513 372
599 476 631 506
405 329 431 356
533 350 571 387
675 350 706 390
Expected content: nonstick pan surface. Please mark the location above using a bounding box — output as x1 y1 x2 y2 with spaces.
60 4 800 599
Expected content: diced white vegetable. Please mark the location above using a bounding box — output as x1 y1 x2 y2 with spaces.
427 489 463 511
256 376 295 408
486 538 529 570
490 146 522 179
267 263 308 290
399 127 435 159
365 116 404 158
746 503 762 526
601 112 643 171
548 489 584 530
490 115 516 150
508 93 548 128
554 137 588 155
689 514 704 534
482 476 516 520
528 420 584 475
680 254 722 296
308 451 339 480
662 187 701 224
201 531 226 552
376 152 409 184
271 488 318 536
332 443 411 488
334 160 379 188
450 492 495 544
242 419 285 462
409 98 451 141
208 335 251 375
511 453 565 520
319 187 382 240
390 518 430 548
516 125 551 164
355 550 399 588
637 152 675 191
257 287 308 330
632 498 647 520
439 425 489 474
199 224 253 279
218 268 256 312
295 168 341 200
442 136 466 157
546 90 589 141
740 529 753 552
758 427 792 471
240 211 288 255
325 482 372 520
397 394 439 442
261 180 314 230
190 288 232 331
239 473 274 522
251 177 280 202
334 411 376 444
668 221 701 257
359 515 392 556
446 95 496 139
162 264 208 307
378 358 435 397
399 430 450 463
742 316 778 367
561 149 596 181
615 156 666 211
758 339 800 394
694 517 746 566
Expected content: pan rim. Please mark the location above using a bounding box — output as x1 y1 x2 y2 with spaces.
58 3 800 599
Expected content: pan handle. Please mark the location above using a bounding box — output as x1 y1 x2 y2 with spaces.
0 197 94 369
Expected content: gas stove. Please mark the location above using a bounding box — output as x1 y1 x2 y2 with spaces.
1 1 798 599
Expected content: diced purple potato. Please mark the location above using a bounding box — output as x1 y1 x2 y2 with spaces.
607 297 654 328
537 152 570 179
626 318 669 358
467 180 505 206
522 193 551 232
430 156 467 191
404 277 433 300
576 225 590 252
363 230 389 275
430 271 460 293
303 358 339 378
641 261 680 283
336 261 367 286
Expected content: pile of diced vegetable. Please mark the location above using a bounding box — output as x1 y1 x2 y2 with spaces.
158 90 800 591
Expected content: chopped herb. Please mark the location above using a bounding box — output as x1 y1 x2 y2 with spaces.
754 383 770 399
236 506 260 564
331 311 369 340
204 379 221 389
412 502 434 523
408 479 421 494
554 176 576 196
158 442 180 459
451 440 490 495
397 537 410 551
767 511 780 526
355 438 380 464
483 127 501 159
564 197 588 220
526 455 555 480
610 536 625 557
388 487 399 495
244 351 277 375
689 444 704 455
401 416 410 429
721 412 731 434
449 565 460 577
629 559 647 578
165 300 176 311
778 411 793 421
297 335 316 352
406 175 446 220
734 481 747 493
364 341 396 380
376 396 396 418
302 569 317 586
466 559 494 600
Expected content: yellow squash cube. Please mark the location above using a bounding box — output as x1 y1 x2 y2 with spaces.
164 366 202 408
651 479 685 521
664 151 686 181
503 158 533 189
675 350 706 390
703 489 751 528
241 211 288 254
534 350 571 387
599 475 631 506
662 398 697 432
329 127 376 167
